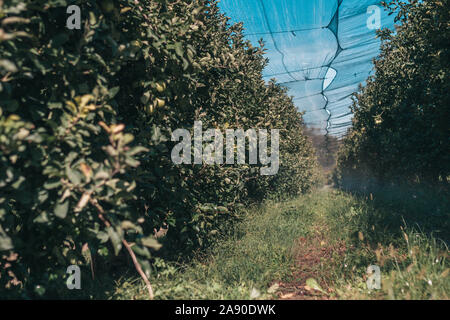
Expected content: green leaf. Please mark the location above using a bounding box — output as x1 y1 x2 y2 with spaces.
140 237 162 250
0 59 18 73
54 200 69 219
107 227 122 256
131 244 151 259
109 86 120 99
127 146 148 156
11 176 25 189
121 221 137 230
48 102 63 109
175 42 184 57
66 167 82 185
88 11 97 25
138 258 152 279
44 179 61 190
33 212 49 224
0 225 13 251
122 133 134 145
96 231 109 243
305 278 326 294
125 157 140 167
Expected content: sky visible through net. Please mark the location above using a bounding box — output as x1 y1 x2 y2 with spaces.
218 0 396 139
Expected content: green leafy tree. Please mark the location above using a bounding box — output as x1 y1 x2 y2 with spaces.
0 0 318 298
335 0 449 189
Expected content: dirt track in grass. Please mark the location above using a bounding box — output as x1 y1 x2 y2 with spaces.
276 224 347 300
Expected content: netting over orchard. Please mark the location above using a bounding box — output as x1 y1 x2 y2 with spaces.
219 0 395 138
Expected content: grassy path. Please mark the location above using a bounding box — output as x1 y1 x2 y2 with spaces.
112 189 449 300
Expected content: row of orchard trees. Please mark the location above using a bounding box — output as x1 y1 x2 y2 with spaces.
335 0 449 190
0 0 318 297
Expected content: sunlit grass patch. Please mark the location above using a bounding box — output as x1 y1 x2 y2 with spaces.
113 195 319 300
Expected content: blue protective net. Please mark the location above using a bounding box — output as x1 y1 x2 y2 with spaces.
218 0 395 138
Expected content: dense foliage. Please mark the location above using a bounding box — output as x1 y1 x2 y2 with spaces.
335 0 449 190
0 0 318 297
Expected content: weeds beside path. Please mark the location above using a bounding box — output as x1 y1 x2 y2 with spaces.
112 188 449 300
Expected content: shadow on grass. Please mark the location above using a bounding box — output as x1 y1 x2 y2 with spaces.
336 180 449 246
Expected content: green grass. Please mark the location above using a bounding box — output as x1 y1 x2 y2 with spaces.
111 188 449 300
321 189 449 299
112 195 318 299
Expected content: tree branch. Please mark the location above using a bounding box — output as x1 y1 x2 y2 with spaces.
90 198 154 300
